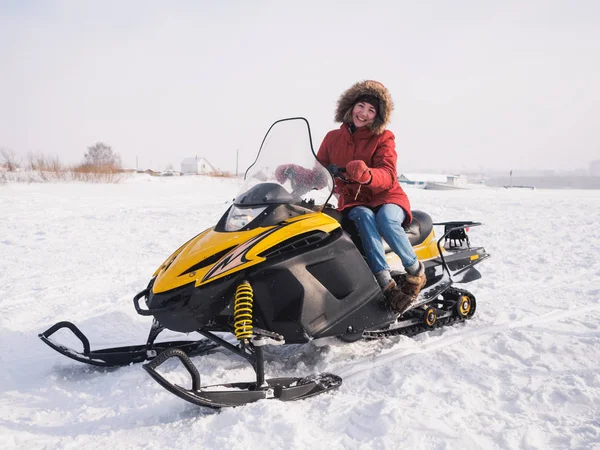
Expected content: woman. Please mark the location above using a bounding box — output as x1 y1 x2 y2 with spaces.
316 80 426 315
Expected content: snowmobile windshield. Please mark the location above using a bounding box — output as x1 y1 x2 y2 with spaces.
235 117 333 211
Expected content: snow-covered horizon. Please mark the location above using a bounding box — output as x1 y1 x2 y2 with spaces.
1 175 599 449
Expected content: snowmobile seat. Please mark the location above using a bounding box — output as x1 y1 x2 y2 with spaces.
403 210 433 246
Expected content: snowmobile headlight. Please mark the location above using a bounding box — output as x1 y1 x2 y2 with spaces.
224 205 267 232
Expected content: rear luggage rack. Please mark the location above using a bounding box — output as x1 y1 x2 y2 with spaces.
434 221 481 249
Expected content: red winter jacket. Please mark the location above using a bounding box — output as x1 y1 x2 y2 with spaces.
317 124 412 225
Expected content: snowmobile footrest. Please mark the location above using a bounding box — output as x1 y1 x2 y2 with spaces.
143 347 342 408
39 321 218 367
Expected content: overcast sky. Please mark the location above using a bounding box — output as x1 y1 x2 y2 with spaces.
1 0 599 174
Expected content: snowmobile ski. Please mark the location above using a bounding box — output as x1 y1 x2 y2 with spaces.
39 319 218 367
142 331 342 408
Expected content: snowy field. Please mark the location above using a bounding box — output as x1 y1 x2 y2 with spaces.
1 175 599 450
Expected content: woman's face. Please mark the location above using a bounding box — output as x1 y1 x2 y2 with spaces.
351 101 377 128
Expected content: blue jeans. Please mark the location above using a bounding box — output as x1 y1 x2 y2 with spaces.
347 204 418 274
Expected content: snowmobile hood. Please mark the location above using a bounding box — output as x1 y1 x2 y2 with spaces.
152 212 340 294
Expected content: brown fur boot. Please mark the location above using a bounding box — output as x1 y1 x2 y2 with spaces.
382 279 396 296
386 262 426 315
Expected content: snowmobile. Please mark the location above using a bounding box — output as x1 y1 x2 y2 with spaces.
39 117 490 408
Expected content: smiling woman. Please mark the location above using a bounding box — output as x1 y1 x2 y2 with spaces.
317 80 426 314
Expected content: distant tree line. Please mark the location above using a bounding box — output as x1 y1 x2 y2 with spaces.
1 142 121 173
1 142 122 183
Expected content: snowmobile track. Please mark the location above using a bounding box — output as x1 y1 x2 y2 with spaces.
362 287 475 340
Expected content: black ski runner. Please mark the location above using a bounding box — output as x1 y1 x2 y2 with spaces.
142 330 342 408
39 319 218 367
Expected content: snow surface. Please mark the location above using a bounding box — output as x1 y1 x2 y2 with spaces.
1 175 599 450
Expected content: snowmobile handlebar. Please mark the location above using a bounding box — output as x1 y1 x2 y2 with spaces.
327 164 352 184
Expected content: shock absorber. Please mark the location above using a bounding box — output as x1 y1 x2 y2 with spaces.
233 281 254 340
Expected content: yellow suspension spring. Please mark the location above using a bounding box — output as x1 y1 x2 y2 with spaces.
233 281 254 340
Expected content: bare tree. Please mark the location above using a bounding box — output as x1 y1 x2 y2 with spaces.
84 142 121 171
1 148 21 171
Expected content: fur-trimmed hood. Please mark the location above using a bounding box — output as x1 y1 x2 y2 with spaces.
334 80 393 135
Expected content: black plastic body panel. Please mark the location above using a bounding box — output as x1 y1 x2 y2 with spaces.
147 275 241 333
423 246 489 286
249 229 392 342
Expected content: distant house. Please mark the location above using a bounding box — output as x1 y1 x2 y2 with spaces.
181 156 216 175
398 173 448 189
399 173 468 190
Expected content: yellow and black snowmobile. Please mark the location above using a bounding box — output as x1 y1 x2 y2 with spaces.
39 118 489 408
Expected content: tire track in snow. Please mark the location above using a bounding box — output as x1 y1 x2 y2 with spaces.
336 303 600 380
